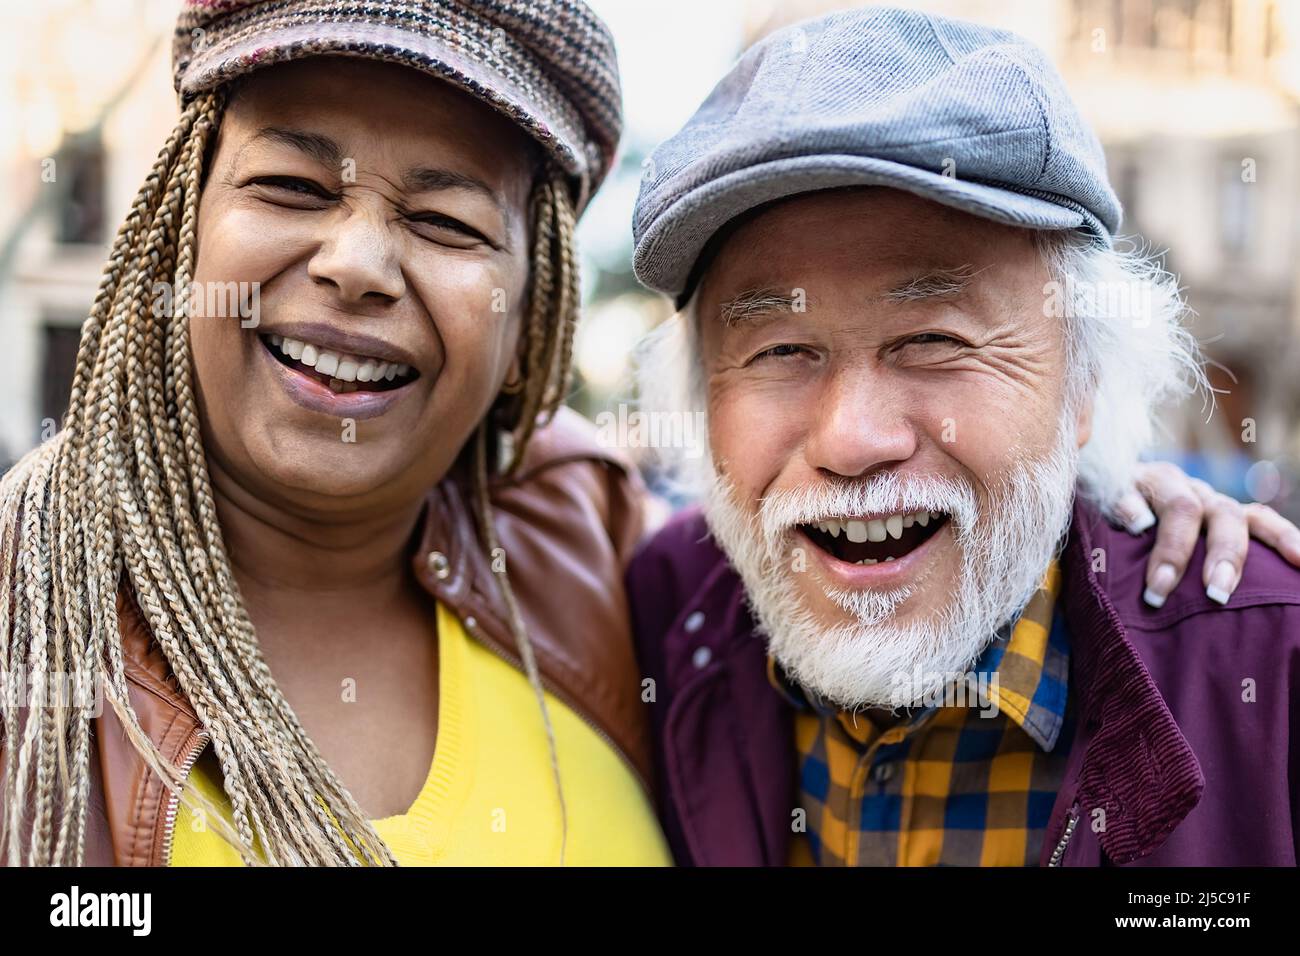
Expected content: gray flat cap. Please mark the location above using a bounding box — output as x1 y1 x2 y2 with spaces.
633 7 1122 304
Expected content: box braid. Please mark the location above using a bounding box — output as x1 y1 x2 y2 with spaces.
0 87 581 866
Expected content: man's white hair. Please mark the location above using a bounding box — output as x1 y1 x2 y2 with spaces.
633 230 1208 517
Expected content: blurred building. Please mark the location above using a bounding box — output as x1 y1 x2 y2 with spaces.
0 0 177 468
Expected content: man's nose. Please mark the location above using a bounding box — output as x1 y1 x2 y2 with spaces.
802 364 917 479
307 209 406 304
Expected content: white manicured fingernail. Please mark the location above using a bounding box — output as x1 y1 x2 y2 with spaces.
1206 560 1235 605
1144 563 1177 608
1126 505 1156 535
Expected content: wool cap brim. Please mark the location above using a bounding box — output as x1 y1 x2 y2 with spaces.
173 0 622 213
637 154 1104 308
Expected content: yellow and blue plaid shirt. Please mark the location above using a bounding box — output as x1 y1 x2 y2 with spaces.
773 562 1073 866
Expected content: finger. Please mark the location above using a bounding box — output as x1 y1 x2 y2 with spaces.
1198 492 1247 605
1244 503 1300 567
1112 488 1156 535
1136 463 1204 608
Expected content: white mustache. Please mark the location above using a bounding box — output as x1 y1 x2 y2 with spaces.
756 471 980 545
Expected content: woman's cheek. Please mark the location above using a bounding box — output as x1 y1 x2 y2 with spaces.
411 266 524 389
198 201 314 285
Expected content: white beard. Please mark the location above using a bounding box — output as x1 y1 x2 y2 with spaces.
702 424 1080 711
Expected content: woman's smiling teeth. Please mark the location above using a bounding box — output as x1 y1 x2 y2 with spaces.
264 333 415 394
801 511 949 565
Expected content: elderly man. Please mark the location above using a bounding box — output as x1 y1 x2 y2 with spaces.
627 8 1300 866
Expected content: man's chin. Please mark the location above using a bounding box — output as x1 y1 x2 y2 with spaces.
753 578 947 707
795 582 923 630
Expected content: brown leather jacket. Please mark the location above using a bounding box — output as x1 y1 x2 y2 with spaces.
15 408 651 866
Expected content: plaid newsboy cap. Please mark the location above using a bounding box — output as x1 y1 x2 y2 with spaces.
172 0 622 212
633 6 1123 305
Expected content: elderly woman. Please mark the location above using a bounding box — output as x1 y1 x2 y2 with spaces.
0 1 1292 868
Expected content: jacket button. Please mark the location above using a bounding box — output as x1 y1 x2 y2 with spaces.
427 551 450 580
684 611 705 633
871 762 895 784
691 645 712 669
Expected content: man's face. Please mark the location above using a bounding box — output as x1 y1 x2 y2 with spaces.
697 188 1092 708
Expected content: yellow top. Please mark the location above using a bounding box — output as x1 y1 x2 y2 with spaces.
170 602 671 866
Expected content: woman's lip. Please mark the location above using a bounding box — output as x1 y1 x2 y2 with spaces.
266 321 420 370
258 333 412 421
797 521 950 590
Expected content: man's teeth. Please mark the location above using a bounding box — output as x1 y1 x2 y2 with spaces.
815 511 941 542
269 334 411 385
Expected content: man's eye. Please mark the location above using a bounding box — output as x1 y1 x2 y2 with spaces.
752 344 808 362
907 333 964 347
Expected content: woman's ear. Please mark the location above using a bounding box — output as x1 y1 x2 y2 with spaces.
501 354 525 396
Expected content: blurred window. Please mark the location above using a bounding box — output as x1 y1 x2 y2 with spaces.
1265 1 1283 59
1072 0 1234 61
40 321 81 435
1218 153 1253 258
1110 149 1140 221
56 131 106 245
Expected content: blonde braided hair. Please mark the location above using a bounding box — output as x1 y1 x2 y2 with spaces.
0 89 581 866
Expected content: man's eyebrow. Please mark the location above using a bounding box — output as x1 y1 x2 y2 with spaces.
243 126 343 168
882 264 985 302
718 287 801 327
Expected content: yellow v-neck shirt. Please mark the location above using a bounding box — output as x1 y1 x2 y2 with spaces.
169 602 671 866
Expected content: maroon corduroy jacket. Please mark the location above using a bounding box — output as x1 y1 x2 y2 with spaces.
627 497 1300 866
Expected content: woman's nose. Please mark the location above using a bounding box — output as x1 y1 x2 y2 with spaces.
307 209 406 304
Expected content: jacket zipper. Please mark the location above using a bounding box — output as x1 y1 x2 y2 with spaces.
1047 801 1079 867
462 616 651 795
159 732 209 866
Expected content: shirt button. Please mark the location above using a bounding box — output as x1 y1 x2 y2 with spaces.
871 762 895 784
691 645 713 669
684 611 706 633
427 551 450 580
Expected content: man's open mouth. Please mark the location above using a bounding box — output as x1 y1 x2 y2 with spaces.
798 511 950 565
260 333 419 394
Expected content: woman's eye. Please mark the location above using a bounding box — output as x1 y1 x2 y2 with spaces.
250 176 333 202
408 214 492 247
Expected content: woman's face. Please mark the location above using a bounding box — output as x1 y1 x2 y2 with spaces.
189 57 536 515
